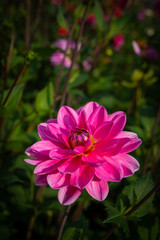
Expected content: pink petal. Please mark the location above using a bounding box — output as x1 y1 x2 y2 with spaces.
47 119 57 123
24 158 42 165
82 152 106 167
58 186 82 205
58 156 82 173
34 174 48 185
95 156 123 182
69 164 95 189
106 138 131 155
78 110 88 129
107 112 126 138
85 177 109 201
120 138 142 153
49 148 73 159
57 106 78 129
48 123 67 148
132 41 142 56
93 139 118 154
117 131 138 139
25 141 55 157
47 171 70 189
73 146 85 154
77 164 95 189
88 106 108 130
34 159 63 175
78 102 100 121
112 154 140 177
93 121 113 142
38 123 55 141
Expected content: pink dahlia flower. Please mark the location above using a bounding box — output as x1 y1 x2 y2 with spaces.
113 34 125 51
50 50 71 68
50 39 81 68
25 102 142 205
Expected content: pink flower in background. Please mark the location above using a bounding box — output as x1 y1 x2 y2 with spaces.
54 39 81 52
25 102 141 205
85 13 96 27
50 39 81 68
132 41 142 56
137 8 146 21
132 40 158 60
82 58 92 71
113 34 125 51
145 46 159 60
50 50 71 68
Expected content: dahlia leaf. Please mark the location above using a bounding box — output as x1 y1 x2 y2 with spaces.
35 81 54 114
62 227 83 240
0 84 24 116
103 205 129 236
94 0 105 31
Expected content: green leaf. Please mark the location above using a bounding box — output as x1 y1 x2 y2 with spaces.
151 218 159 240
140 105 156 138
138 226 149 240
107 14 132 40
130 200 153 218
74 4 85 18
94 0 105 31
103 206 122 223
62 227 83 240
57 7 67 28
68 73 89 90
134 174 154 202
35 82 54 113
0 84 24 116
123 175 155 219
103 205 129 235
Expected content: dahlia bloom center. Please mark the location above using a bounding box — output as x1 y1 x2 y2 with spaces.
69 128 89 148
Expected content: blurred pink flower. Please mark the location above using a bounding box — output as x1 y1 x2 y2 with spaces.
86 13 96 27
132 40 158 60
113 34 125 51
132 41 142 56
50 39 81 68
50 50 71 68
54 39 81 52
25 102 141 205
137 8 146 21
82 58 92 71
145 46 159 60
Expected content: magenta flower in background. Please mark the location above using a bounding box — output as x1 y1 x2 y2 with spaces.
54 39 81 52
25 102 141 205
113 34 125 51
132 40 158 60
137 8 146 21
145 46 159 60
82 58 92 71
50 39 81 68
132 41 142 56
50 50 72 68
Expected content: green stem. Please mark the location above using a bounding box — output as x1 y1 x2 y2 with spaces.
60 1 91 107
56 205 72 240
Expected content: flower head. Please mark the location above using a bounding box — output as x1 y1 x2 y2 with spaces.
113 34 125 51
132 40 159 60
25 102 141 205
50 39 81 68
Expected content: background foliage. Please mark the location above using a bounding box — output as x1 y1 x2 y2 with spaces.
0 0 160 239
